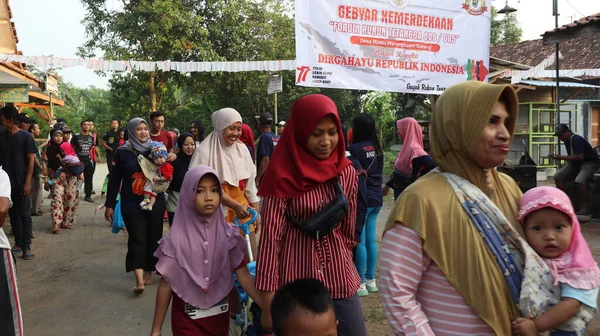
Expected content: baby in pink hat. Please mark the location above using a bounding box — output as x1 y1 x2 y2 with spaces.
513 186 600 336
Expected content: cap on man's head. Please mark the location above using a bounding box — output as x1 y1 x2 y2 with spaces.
276 120 286 127
61 126 72 134
259 112 274 125
18 113 32 124
553 124 571 136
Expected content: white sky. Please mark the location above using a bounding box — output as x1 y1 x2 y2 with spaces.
10 0 600 89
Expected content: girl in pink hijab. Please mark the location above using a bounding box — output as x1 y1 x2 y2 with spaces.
513 186 600 336
150 165 262 336
383 117 436 199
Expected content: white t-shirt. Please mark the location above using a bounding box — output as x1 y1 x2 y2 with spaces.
0 167 12 249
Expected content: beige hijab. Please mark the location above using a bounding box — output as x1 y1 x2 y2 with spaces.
384 81 523 335
189 108 254 187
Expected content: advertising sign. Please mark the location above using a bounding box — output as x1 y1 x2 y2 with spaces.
0 84 29 102
295 0 491 94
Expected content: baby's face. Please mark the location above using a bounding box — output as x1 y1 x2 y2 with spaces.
524 207 573 258
154 156 166 166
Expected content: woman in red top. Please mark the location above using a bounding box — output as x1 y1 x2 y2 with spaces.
256 94 366 335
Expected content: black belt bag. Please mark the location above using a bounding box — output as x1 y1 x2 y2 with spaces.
286 178 349 240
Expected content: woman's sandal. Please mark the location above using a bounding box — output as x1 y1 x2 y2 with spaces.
60 225 74 230
143 273 154 285
52 226 60 234
23 252 35 260
133 286 145 294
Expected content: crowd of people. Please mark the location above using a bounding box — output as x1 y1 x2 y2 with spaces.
1 80 600 336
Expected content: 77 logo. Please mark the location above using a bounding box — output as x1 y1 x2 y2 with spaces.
296 66 311 83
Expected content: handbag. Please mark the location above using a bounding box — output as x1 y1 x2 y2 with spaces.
111 200 125 234
391 170 415 193
286 178 349 240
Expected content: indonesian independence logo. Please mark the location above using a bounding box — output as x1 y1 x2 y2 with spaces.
389 0 410 9
462 0 488 15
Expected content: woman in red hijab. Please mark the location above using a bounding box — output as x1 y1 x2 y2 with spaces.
256 94 366 335
239 124 256 162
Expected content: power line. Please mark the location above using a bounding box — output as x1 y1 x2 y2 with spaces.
564 0 585 18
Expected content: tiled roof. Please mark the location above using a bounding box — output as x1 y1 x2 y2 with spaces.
543 12 600 37
490 23 600 70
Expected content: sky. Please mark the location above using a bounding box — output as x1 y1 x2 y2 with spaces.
9 0 600 90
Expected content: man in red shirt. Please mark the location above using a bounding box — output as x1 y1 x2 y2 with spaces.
149 111 174 153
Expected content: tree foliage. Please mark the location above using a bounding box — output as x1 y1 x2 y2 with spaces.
490 6 523 45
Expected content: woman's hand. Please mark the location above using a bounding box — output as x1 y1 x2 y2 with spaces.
236 203 250 219
153 176 161 183
253 213 261 234
105 207 114 223
511 317 537 336
382 185 390 196
260 291 275 332
167 152 176 162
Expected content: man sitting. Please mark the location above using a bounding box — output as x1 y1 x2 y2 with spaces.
552 124 600 215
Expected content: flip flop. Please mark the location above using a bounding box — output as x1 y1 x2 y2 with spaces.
11 246 22 254
133 286 145 294
23 252 35 260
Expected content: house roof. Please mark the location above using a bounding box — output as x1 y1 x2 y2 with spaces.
543 12 600 38
518 80 600 89
490 22 600 71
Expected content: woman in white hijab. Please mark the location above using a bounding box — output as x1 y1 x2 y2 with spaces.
189 108 260 255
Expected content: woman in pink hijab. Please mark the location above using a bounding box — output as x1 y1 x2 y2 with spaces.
383 117 436 199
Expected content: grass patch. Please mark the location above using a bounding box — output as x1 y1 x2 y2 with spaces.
363 304 387 323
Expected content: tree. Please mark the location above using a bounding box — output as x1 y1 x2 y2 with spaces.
490 6 523 45
78 0 220 111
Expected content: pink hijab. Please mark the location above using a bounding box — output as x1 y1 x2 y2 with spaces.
154 165 246 309
393 117 428 174
519 186 600 290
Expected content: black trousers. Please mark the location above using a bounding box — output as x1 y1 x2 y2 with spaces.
82 160 95 198
121 205 164 272
9 187 32 251
333 294 367 336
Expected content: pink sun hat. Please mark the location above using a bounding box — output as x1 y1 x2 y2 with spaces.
519 186 600 290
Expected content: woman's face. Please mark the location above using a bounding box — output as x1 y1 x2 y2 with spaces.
182 136 196 156
195 174 221 215
524 208 572 258
306 115 339 160
222 122 242 146
473 101 511 169
135 122 149 143
52 133 63 144
190 123 198 138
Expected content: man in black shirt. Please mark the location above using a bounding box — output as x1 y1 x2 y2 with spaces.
0 104 36 260
101 119 120 197
552 124 600 215
72 119 96 202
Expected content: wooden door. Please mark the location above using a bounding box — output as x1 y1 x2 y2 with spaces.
592 107 600 148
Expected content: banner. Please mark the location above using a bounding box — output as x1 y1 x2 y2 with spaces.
0 54 296 73
0 84 29 102
295 0 492 94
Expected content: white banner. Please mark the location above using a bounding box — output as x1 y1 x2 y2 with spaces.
0 54 296 73
295 0 492 94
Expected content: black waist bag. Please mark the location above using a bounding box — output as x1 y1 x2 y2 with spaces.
286 178 349 240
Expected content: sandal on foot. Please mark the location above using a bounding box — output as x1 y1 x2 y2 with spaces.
23 252 35 260
60 225 74 230
143 274 154 285
52 227 60 234
133 286 145 294
11 246 22 254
